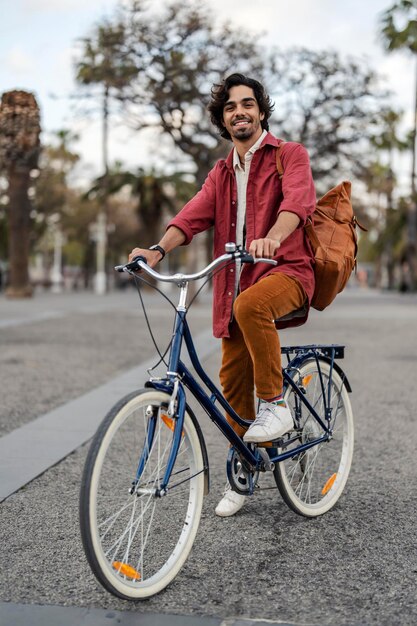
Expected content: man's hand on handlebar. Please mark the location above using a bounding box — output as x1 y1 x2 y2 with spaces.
128 247 162 270
249 237 281 259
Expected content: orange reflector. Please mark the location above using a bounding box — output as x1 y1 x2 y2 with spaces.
112 561 141 580
161 413 184 437
161 413 175 431
321 473 337 495
302 374 313 387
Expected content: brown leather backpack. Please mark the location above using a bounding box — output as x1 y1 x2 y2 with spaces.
276 144 367 311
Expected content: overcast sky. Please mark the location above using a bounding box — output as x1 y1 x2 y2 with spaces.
0 0 414 180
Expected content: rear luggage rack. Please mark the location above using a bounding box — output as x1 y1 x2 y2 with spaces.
281 345 345 359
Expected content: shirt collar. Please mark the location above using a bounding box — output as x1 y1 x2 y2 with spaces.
226 131 281 172
233 129 268 170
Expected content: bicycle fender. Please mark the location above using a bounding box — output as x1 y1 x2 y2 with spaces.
183 403 210 496
145 380 210 495
319 357 352 393
285 355 352 393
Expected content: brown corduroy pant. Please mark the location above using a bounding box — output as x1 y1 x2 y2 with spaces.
219 272 307 437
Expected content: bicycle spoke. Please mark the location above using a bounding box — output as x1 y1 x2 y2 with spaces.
80 389 205 598
105 488 155 561
275 359 353 516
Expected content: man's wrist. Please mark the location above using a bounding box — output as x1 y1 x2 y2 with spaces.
266 233 283 245
149 244 166 260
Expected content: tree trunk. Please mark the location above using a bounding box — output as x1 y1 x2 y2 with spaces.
5 164 33 298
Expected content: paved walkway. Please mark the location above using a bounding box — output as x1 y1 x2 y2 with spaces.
2 288 417 626
0 602 305 626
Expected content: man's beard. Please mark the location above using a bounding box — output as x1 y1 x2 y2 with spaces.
232 124 257 140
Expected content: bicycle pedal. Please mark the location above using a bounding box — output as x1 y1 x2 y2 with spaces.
256 447 275 471
257 437 283 446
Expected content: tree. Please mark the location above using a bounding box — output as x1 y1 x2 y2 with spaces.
358 107 409 288
86 164 196 255
0 90 41 297
120 0 265 186
132 169 196 250
75 19 137 177
359 160 396 286
75 19 138 292
75 1 264 269
380 0 417 288
73 0 399 282
266 48 386 192
76 1 389 193
33 130 79 225
369 108 409 167
31 130 80 287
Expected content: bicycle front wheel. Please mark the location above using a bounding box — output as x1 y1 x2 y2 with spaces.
80 389 205 599
274 359 354 517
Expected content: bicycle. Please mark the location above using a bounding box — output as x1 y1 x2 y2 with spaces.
79 243 354 600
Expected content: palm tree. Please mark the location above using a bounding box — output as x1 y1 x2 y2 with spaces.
368 108 409 287
75 21 137 293
0 90 41 297
380 0 417 288
86 165 195 249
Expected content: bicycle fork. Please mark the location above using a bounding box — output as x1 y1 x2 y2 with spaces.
130 383 187 498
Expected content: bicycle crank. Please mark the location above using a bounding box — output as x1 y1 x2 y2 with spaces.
226 447 259 495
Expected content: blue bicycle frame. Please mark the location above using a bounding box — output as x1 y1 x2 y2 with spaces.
141 301 349 493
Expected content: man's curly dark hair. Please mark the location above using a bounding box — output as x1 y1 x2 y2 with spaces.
208 73 274 141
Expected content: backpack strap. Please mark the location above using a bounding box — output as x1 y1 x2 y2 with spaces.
276 141 286 179
353 215 368 232
276 142 318 253
304 217 320 253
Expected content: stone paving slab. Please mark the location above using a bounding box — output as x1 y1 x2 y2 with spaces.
0 602 313 626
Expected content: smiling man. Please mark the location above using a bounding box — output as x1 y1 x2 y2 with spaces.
129 73 316 517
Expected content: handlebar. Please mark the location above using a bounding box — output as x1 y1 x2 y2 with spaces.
115 244 277 284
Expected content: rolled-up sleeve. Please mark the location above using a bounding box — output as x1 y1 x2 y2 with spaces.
279 143 316 226
167 164 217 244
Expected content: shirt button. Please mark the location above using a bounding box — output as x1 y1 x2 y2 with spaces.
228 292 232 296
232 201 236 205
231 222 235 227
230 268 234 273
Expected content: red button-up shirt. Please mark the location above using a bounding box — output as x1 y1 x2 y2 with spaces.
167 132 316 338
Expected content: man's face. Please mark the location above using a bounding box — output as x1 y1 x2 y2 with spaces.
222 84 265 142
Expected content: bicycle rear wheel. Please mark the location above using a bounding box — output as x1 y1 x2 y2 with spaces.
80 389 205 599
274 358 354 517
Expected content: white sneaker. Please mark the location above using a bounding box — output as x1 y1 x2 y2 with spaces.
215 483 246 517
243 400 293 443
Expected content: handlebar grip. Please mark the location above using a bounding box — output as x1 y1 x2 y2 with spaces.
240 252 254 264
115 255 148 273
132 255 148 264
239 251 277 266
